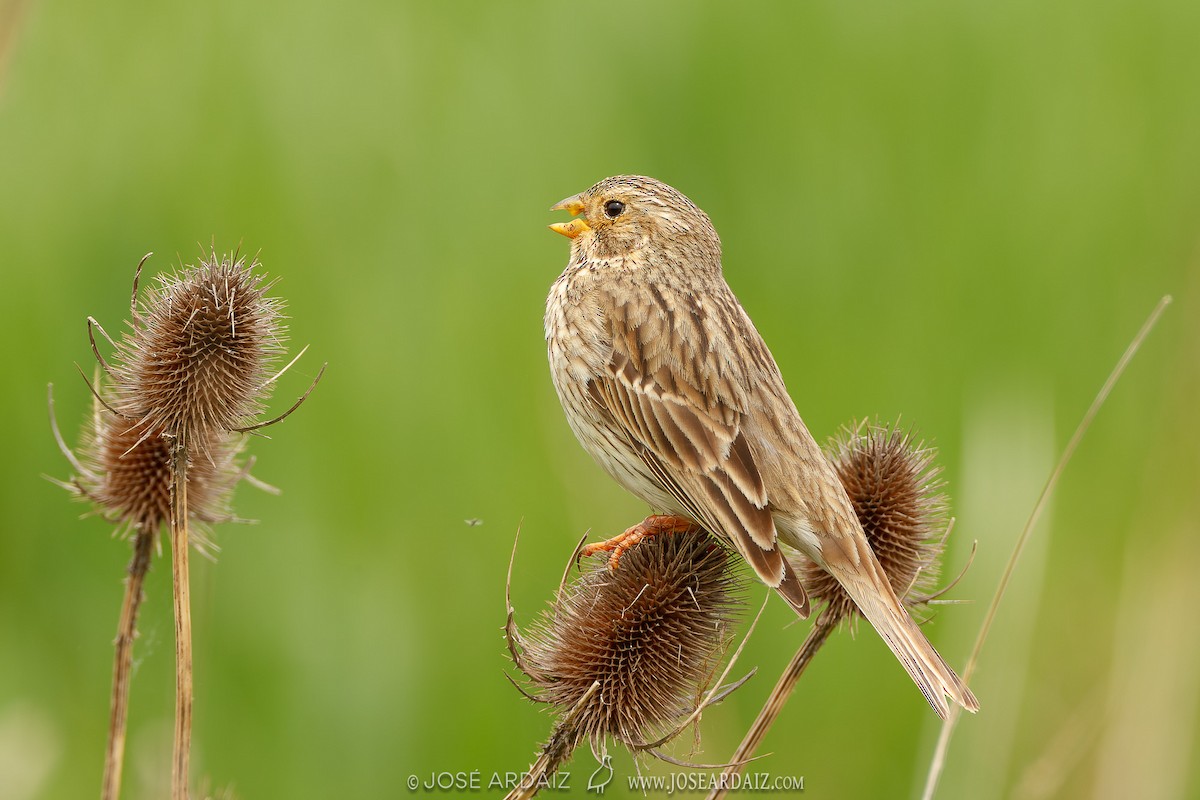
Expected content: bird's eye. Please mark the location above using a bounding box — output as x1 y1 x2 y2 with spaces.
603 200 625 218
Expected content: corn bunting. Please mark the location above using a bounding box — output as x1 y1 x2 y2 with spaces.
544 175 978 717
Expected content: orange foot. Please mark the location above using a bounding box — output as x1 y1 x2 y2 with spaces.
579 514 697 571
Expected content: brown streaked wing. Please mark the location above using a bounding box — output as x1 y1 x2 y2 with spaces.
586 285 811 616
585 343 783 582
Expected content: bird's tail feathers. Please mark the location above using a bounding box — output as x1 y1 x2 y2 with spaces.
831 557 978 718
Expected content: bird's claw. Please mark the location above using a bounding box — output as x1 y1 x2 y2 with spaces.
577 515 697 571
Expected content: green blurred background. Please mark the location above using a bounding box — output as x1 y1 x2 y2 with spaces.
1 1 1197 798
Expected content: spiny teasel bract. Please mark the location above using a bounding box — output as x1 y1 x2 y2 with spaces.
515 527 742 757
800 420 949 624
109 249 285 451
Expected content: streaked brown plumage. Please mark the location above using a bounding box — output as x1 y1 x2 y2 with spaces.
544 175 978 718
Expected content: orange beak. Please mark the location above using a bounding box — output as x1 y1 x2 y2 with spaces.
549 194 590 239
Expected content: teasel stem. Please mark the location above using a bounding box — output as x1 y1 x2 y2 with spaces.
169 434 193 800
504 752 552 800
706 612 836 800
503 681 602 800
504 750 553 800
101 527 155 800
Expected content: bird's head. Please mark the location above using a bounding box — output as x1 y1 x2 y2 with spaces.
549 175 721 266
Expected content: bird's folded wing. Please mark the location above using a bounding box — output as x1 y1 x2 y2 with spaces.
587 348 786 586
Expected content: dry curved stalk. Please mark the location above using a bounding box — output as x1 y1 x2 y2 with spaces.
920 294 1172 800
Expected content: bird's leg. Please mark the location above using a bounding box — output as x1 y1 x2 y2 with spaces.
579 514 697 571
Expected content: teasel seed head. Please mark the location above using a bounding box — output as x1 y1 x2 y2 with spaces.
514 528 742 758
111 249 284 448
802 421 949 623
56 391 244 551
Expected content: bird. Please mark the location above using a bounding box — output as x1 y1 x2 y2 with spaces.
544 175 978 718
586 755 614 794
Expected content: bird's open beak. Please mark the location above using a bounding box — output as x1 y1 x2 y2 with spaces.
549 194 590 239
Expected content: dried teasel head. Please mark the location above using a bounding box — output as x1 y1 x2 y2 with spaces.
801 421 950 623
109 249 285 449
510 527 743 761
51 386 246 552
